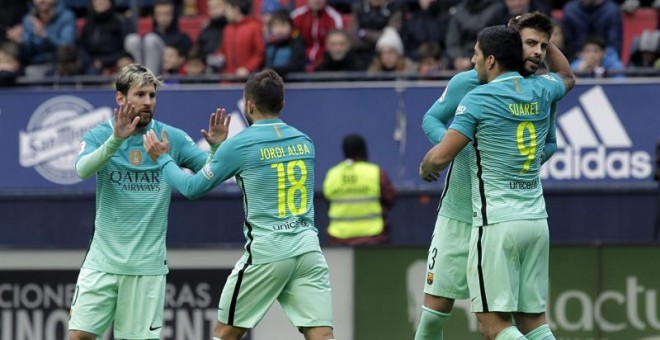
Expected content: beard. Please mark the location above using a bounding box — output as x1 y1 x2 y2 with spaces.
135 110 153 128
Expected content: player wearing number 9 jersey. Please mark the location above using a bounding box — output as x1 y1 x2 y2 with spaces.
144 69 335 340
415 12 572 340
420 25 574 340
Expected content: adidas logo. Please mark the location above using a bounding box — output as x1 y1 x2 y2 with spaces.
541 86 653 180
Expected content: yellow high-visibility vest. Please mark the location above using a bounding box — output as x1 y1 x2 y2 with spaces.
323 160 383 239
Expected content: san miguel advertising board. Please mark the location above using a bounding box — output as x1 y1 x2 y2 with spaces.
0 82 657 192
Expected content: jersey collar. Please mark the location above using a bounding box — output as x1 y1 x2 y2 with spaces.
491 71 523 83
253 118 284 126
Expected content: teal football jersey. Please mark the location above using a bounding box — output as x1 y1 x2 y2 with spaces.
450 72 565 226
159 118 321 265
422 69 480 224
77 119 208 275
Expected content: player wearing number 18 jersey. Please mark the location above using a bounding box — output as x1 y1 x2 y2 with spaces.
144 69 335 340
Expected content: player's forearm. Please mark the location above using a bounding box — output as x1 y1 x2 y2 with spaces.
76 135 125 179
545 42 576 92
159 155 213 200
422 103 448 145
421 144 453 174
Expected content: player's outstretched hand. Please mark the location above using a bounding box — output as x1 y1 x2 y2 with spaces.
143 129 169 162
202 108 231 147
113 103 139 139
419 163 439 182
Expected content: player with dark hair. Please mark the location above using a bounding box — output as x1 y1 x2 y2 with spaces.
68 63 226 340
415 14 575 340
420 25 574 340
143 69 336 340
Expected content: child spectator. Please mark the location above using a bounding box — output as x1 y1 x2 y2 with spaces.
162 41 187 75
417 41 444 75
115 51 134 70
265 9 306 77
571 34 625 78
79 0 130 75
186 46 208 76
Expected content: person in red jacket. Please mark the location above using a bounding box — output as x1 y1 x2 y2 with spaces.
291 0 344 71
216 0 264 78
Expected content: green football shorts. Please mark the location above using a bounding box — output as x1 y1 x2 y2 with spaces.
68 267 166 338
218 251 333 330
423 215 471 299
467 219 549 313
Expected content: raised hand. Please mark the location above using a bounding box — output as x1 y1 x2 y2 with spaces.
113 103 139 139
143 130 169 162
201 108 231 147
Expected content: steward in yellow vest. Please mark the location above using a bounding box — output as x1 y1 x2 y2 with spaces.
323 134 395 245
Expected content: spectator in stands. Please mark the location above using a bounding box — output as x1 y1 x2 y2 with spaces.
215 0 264 78
561 0 623 59
417 41 444 75
186 46 208 76
348 0 403 67
628 29 660 69
260 0 283 40
20 0 76 77
48 43 81 76
401 0 453 62
496 0 550 24
323 133 396 246
316 28 366 72
265 9 306 77
124 0 192 75
0 41 21 86
551 20 576 63
0 0 27 44
292 0 344 71
444 0 506 71
368 26 416 73
79 0 130 75
162 41 187 75
115 51 134 70
198 0 226 72
571 34 625 77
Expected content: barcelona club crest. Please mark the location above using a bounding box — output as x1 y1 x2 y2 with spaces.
426 272 434 285
130 150 143 166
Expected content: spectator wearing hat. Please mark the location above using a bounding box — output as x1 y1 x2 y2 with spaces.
368 26 416 73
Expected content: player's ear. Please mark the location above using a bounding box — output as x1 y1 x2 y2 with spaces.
115 91 125 106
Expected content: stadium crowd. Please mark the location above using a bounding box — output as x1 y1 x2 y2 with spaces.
0 0 658 85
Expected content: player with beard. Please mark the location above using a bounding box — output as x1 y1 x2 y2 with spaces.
68 63 228 340
414 12 575 340
143 69 335 340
